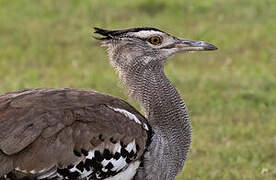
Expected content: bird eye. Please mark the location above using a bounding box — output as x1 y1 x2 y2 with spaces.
148 36 163 45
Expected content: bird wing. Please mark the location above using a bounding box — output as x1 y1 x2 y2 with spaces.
0 88 151 179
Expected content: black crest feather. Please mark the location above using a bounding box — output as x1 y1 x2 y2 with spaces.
94 27 115 40
94 27 164 40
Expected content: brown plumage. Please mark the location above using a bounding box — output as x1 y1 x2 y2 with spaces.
0 27 217 180
0 88 149 179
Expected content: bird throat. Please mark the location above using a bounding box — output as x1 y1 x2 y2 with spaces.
116 58 192 177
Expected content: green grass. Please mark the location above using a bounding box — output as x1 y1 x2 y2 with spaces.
0 0 275 179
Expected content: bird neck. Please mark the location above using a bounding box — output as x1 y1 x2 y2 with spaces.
117 60 192 179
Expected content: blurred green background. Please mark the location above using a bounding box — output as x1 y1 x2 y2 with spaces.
0 0 275 179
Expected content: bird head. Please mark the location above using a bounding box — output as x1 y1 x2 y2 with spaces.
94 27 217 70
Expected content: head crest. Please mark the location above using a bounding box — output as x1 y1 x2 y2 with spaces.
94 27 164 40
94 27 115 40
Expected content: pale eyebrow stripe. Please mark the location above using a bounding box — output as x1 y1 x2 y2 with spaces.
129 30 164 38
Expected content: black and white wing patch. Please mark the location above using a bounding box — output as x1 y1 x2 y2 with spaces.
45 140 140 180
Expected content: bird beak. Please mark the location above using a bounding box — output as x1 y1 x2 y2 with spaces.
175 38 218 52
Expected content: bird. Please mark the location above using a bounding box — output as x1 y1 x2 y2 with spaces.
0 27 217 180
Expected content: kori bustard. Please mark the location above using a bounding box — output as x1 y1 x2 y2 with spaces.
0 27 217 180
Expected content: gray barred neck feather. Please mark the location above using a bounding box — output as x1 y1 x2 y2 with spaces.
114 55 192 178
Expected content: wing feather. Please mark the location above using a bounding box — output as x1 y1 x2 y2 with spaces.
0 88 151 178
